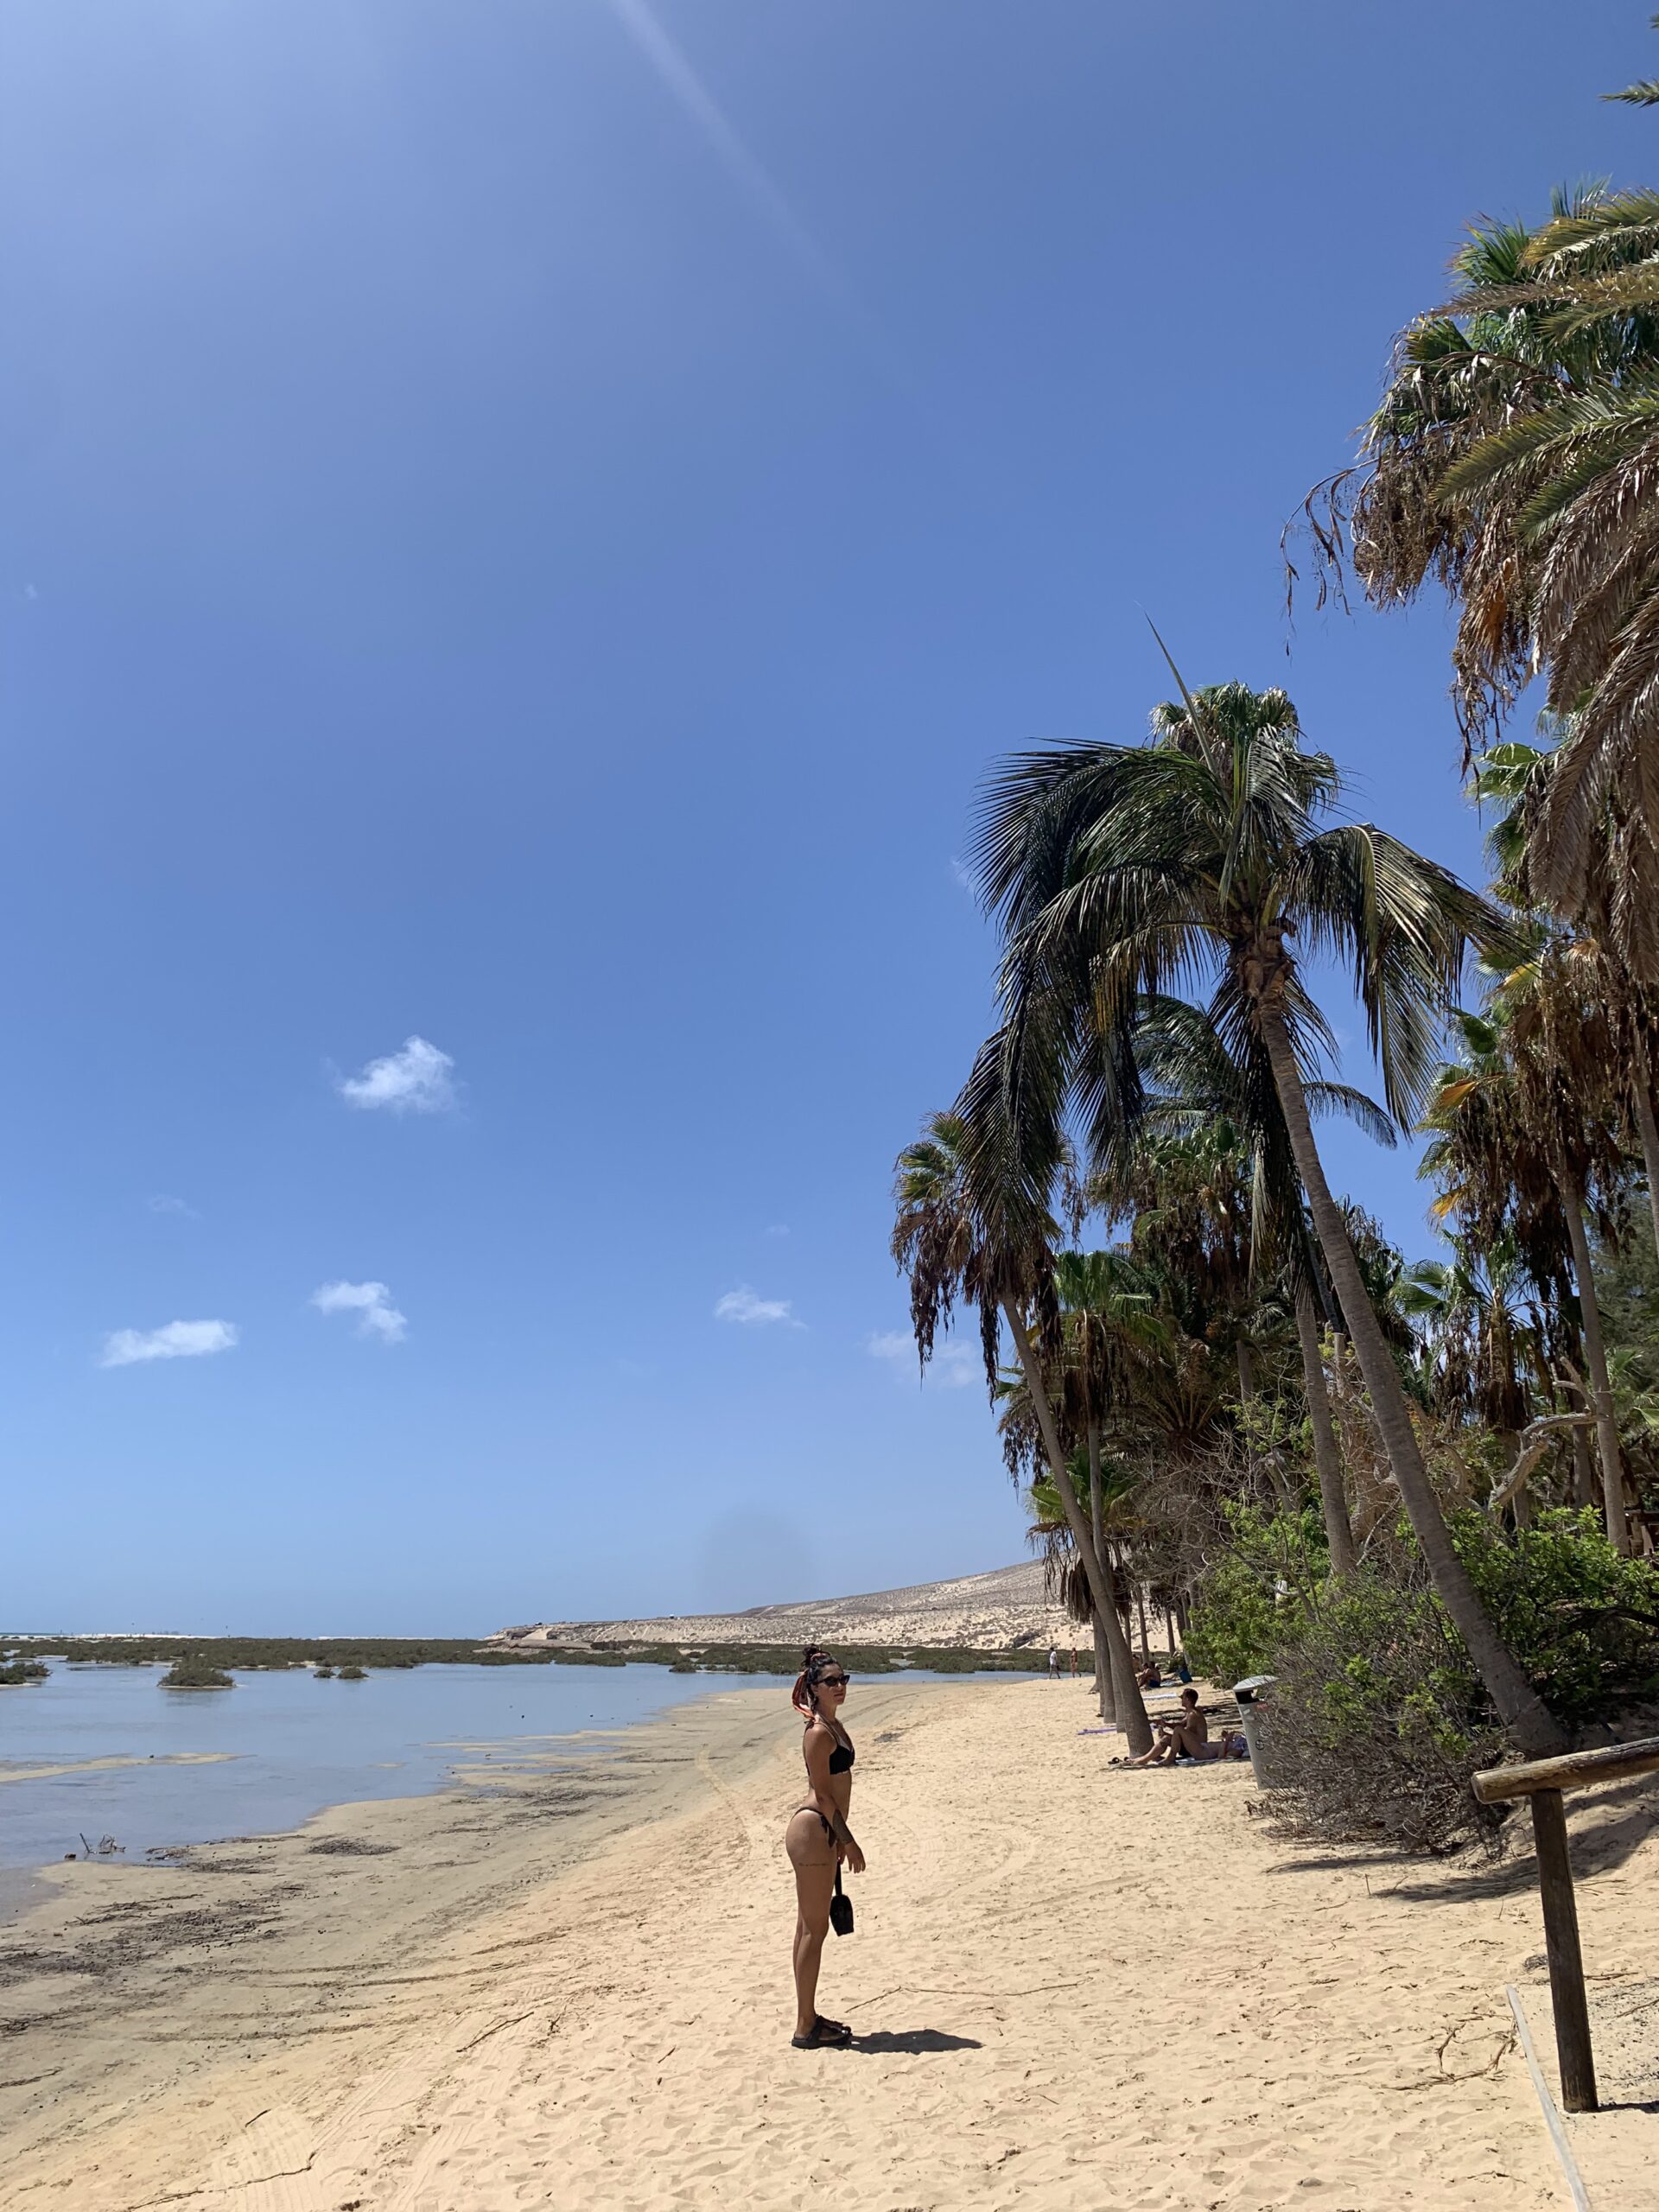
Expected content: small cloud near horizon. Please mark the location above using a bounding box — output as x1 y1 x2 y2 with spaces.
148 1194 200 1220
868 1329 976 1388
101 1319 238 1369
715 1286 802 1328
311 1280 408 1344
337 1036 457 1115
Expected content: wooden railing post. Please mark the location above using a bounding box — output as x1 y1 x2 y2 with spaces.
1474 1732 1659 2115
1529 1788 1598 2113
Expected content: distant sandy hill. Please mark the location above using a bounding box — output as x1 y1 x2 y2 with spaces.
488 1560 1072 1654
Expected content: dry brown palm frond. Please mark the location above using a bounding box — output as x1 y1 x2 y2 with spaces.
1059 1557 1094 1626
1532 429 1659 660
1535 639 1659 963
1528 715 1619 923
1607 808 1659 979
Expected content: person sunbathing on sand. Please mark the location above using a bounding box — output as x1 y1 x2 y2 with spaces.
1128 1687 1247 1767
785 1646 865 2050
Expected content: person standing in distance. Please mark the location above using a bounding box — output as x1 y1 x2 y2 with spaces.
784 1647 864 2049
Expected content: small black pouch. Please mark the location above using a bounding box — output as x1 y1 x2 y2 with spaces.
830 1865 855 1937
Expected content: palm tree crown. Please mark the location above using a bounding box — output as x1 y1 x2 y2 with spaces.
972 679 1507 1145
1305 187 1659 969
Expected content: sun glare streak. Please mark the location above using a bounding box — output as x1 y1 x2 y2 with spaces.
601 0 911 388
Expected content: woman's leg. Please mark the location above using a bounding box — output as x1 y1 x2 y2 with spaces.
785 1813 838 2038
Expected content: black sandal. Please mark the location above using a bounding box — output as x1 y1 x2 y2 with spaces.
791 2014 853 2049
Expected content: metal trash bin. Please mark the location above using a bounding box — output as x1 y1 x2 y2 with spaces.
1231 1675 1287 1787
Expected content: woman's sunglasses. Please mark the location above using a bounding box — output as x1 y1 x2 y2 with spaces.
819 1672 849 1688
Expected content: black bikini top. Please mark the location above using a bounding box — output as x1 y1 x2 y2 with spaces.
808 1721 855 1776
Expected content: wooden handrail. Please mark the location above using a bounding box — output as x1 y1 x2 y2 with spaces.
1472 1732 1659 1803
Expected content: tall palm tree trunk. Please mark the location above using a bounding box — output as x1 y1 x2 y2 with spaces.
1554 1155 1630 1555
1259 1002 1566 1756
1086 1423 1115 1725
1630 1019 1659 1266
1295 1281 1356 1575
1571 1418 1598 1509
1004 1303 1153 1753
1235 1339 1255 1402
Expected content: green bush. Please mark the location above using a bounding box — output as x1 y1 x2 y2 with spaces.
1185 1501 1327 1687
1187 1503 1659 1854
1454 1508 1659 1724
337 1663 366 1681
160 1654 234 1689
1263 1562 1508 1854
0 1656 48 1685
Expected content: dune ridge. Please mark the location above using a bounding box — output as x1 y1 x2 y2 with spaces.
490 1557 1078 1652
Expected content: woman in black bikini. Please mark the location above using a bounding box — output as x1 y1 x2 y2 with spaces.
785 1645 865 2050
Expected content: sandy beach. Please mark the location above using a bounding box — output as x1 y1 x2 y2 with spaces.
3 1675 1656 2211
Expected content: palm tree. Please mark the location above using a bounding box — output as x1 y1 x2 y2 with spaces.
1394 1244 1540 1516
1103 1120 1263 1402
1608 16 1659 107
1024 1447 1146 1717
1475 734 1659 1262
891 1112 1155 1753
1421 965 1632 1550
1114 993 1394 1575
969 677 1567 1755
1300 189 1659 969
1053 1249 1166 1719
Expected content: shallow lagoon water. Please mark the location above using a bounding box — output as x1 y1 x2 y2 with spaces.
0 1659 1009 1871
0 1660 763 1869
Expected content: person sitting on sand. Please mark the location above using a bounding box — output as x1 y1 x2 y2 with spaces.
1135 1661 1162 1689
785 1646 865 2050
1128 1687 1247 1767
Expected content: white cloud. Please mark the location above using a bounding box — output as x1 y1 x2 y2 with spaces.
715 1286 802 1328
950 855 975 893
337 1036 456 1115
101 1319 238 1369
311 1280 408 1344
868 1330 977 1388
148 1194 200 1219
764 1222 790 1238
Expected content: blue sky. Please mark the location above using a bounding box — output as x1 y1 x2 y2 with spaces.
1 3 1651 1633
